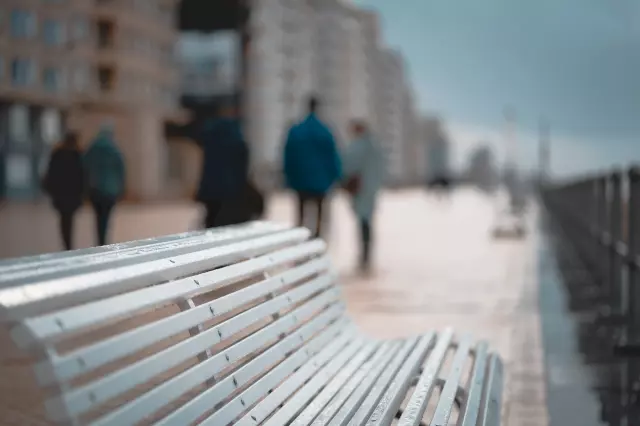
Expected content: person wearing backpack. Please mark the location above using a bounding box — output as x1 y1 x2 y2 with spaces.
83 123 126 246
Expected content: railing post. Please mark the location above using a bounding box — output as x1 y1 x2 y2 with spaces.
627 167 640 336
609 170 623 315
598 175 610 293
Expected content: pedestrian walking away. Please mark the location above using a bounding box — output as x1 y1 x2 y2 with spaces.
83 123 126 246
283 96 342 238
343 120 385 272
195 103 255 228
42 132 85 250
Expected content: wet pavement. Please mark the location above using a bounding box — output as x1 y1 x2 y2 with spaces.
0 189 607 425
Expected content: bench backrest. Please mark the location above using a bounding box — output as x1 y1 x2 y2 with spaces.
0 222 347 425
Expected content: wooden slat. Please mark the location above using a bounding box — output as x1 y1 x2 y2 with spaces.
458 342 489 426
237 338 368 425
12 240 326 349
479 354 504 426
93 300 346 426
310 342 396 426
348 337 420 426
34 257 330 386
0 228 311 321
44 276 339 422
0 222 286 286
430 334 474 425
397 328 454 426
365 332 435 426
159 320 353 426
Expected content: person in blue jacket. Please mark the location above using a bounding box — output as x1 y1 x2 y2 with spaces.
195 103 250 228
283 97 342 238
83 122 126 246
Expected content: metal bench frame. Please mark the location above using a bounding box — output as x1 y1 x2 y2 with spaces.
0 221 503 425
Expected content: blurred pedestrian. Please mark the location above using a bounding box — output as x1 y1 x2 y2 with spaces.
83 123 126 246
42 132 85 250
343 120 384 272
283 97 342 238
195 103 252 228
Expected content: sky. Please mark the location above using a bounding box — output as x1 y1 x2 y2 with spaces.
356 0 640 177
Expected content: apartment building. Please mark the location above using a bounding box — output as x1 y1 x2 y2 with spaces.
0 0 181 201
400 85 426 185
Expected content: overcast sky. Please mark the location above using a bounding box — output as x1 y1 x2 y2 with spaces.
356 0 640 176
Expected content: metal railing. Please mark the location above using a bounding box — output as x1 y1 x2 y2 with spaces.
543 166 640 425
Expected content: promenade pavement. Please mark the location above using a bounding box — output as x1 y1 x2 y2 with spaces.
0 189 548 425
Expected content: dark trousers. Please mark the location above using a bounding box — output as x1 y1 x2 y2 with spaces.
90 193 116 246
297 192 326 238
360 218 372 266
204 201 223 229
57 209 76 251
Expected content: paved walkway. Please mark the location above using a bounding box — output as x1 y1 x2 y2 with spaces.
0 189 549 425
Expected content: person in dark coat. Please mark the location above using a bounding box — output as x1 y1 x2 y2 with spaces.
43 132 85 250
195 104 252 228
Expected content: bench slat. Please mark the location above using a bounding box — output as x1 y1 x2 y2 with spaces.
431 334 474 425
45 275 339 421
348 337 422 426
310 342 396 426
13 240 326 349
479 354 504 426
0 223 286 286
365 332 436 426
160 319 353 426
0 228 311 321
35 256 330 386
397 328 455 426
238 337 368 425
93 300 346 426
266 340 379 426
326 340 407 426
459 342 489 426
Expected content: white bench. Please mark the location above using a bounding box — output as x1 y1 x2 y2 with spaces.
0 221 504 426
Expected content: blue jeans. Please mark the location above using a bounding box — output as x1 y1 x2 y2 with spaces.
90 192 116 246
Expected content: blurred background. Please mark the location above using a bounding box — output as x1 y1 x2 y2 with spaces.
0 1 639 424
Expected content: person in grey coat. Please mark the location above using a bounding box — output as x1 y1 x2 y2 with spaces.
342 120 385 271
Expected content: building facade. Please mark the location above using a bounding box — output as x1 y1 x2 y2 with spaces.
0 0 181 201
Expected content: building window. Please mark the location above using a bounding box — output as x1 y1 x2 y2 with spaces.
43 19 65 46
41 108 62 145
73 65 89 91
43 67 62 92
8 104 30 144
10 10 36 39
11 58 34 86
73 18 87 42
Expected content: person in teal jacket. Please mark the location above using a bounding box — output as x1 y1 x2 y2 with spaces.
83 123 126 246
283 97 342 238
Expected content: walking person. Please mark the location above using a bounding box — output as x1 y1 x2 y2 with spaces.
195 103 251 228
42 132 85 250
283 97 342 238
343 120 385 272
83 123 125 246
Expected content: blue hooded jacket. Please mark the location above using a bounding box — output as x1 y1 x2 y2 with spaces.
83 127 125 199
283 114 342 194
196 117 249 202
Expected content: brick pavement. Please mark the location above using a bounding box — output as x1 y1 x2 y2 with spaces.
0 189 549 425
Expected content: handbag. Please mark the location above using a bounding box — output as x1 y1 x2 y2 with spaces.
343 175 361 195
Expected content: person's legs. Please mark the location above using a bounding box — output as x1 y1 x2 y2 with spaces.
99 200 115 246
360 217 372 268
313 194 326 239
296 192 306 228
58 210 74 251
204 201 223 228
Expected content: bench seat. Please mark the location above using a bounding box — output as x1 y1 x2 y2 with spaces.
0 222 503 425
